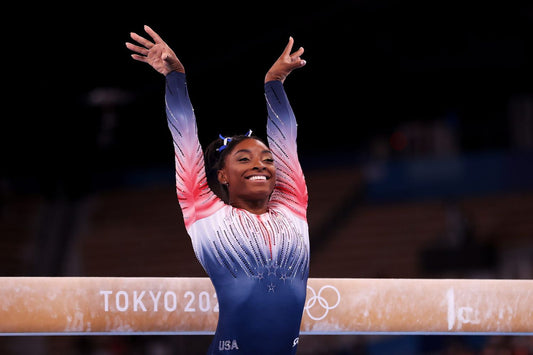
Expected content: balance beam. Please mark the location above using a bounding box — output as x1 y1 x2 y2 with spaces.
0 277 531 335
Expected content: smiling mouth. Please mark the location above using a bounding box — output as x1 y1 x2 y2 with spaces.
247 175 269 181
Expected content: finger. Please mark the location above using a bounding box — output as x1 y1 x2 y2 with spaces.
290 55 306 68
162 52 173 62
281 36 294 58
125 42 149 56
130 32 154 49
290 58 306 69
131 54 148 63
291 46 304 59
144 25 164 44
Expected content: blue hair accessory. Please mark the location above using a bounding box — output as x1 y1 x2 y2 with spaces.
216 130 253 152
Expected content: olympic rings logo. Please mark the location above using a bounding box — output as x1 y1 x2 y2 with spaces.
304 285 341 321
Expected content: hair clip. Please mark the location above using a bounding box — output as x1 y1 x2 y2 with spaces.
216 130 253 152
216 134 232 152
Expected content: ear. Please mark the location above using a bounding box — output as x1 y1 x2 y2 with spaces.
217 169 228 185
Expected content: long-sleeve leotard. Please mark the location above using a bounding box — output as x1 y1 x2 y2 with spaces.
165 72 226 228
165 71 309 354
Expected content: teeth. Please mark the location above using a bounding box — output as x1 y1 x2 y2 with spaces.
249 176 267 181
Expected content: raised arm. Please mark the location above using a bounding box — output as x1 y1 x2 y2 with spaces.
126 26 224 230
265 37 308 220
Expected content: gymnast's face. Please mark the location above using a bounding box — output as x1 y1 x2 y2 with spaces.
217 138 276 212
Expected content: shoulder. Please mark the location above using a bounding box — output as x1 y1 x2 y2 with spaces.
269 204 307 225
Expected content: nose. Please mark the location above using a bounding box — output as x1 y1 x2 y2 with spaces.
252 158 266 170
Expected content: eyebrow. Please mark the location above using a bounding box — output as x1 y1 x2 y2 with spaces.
233 149 272 155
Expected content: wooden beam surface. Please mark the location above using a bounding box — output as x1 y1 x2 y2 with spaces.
0 277 531 335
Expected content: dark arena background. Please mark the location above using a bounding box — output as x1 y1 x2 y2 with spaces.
2 1 533 354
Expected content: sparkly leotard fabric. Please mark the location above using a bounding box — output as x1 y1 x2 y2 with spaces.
165 71 309 354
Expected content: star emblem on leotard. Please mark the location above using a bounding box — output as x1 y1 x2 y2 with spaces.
267 283 276 293
266 262 278 276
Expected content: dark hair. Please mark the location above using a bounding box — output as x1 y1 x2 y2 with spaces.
204 133 267 203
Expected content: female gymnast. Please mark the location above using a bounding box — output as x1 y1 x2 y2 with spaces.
126 25 309 354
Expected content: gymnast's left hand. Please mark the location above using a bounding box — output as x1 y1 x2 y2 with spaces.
265 36 306 84
126 25 184 76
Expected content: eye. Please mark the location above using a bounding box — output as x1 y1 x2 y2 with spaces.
238 157 250 162
264 158 274 163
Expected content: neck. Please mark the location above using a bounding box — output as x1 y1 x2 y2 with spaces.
229 198 269 215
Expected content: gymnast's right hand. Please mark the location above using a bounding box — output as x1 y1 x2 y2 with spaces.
126 25 185 76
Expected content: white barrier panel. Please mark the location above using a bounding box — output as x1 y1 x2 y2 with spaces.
0 277 532 335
